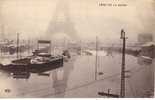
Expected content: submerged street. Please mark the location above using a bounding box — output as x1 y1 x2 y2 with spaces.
0 50 153 98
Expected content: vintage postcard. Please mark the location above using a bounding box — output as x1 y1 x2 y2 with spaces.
0 0 154 98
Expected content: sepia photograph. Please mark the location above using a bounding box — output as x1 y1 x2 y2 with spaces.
0 0 154 98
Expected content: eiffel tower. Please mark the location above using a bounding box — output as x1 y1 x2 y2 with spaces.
46 0 78 40
0 1 5 39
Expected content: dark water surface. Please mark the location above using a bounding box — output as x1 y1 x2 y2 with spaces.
0 51 154 98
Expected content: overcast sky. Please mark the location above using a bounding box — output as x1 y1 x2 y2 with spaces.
0 0 154 43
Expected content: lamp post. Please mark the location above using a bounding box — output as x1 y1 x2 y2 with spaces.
120 29 127 97
95 36 98 80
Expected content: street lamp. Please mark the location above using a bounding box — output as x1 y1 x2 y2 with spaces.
120 29 128 98
120 29 125 39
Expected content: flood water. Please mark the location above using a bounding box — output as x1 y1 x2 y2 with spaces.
0 50 154 98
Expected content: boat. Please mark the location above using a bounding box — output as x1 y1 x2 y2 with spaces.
0 52 63 72
62 49 71 62
0 36 63 74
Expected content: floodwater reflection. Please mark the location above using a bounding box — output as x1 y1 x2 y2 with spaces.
52 57 75 97
0 52 153 97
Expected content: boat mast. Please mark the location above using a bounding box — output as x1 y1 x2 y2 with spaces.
28 39 30 56
17 33 19 59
